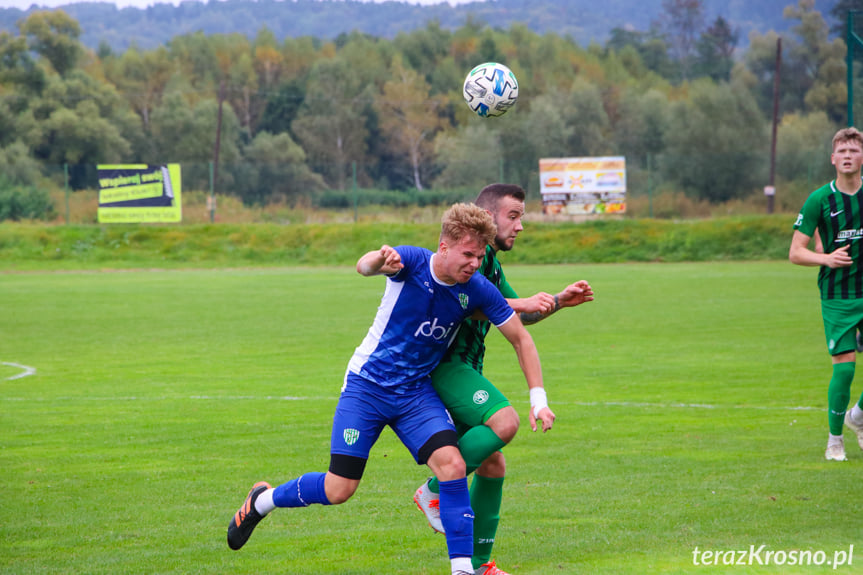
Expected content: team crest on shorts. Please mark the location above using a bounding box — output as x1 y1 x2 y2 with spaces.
343 428 360 446
473 390 489 405
459 293 469 310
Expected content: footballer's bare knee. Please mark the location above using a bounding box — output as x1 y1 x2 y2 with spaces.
486 406 520 443
426 445 467 481
324 472 359 504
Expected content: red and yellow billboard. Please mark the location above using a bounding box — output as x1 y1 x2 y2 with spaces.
539 156 626 215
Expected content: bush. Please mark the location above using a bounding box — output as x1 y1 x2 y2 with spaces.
0 184 55 222
314 188 475 209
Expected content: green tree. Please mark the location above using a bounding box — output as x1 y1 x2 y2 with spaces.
292 57 372 190
662 78 768 202
167 31 219 93
107 46 175 129
658 0 705 80
613 88 672 162
564 79 612 156
786 0 847 123
393 20 451 85
746 0 846 123
776 111 836 184
257 78 305 137
37 99 131 168
692 16 738 82
433 123 503 189
0 141 44 187
232 131 325 205
252 27 282 90
19 10 83 77
606 26 677 80
26 69 139 189
150 92 241 189
0 31 46 95
376 61 447 191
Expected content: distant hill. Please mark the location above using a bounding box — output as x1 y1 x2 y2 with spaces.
0 0 842 53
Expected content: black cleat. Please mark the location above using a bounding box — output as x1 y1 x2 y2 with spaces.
227 481 271 550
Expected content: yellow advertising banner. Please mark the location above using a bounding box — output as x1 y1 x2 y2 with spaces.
97 164 182 223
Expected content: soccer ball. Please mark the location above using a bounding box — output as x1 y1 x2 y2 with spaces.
463 62 519 118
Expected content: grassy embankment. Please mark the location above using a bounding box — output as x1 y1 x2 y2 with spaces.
0 215 795 271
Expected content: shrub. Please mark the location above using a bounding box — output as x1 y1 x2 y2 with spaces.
0 182 55 222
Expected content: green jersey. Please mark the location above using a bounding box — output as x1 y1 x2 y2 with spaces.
794 180 863 300
442 245 518 373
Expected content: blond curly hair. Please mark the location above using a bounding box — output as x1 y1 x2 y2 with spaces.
440 202 497 247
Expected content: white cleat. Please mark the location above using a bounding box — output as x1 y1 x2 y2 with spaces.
844 411 863 451
825 437 848 461
413 480 444 533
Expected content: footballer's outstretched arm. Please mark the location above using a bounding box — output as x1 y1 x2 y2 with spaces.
356 244 404 276
496 315 555 433
511 280 594 325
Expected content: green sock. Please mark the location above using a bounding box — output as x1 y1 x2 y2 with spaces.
427 425 506 494
828 362 855 435
470 474 504 570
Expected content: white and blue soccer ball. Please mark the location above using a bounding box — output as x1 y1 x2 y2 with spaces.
462 62 519 118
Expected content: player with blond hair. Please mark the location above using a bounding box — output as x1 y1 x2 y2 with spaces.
227 203 547 575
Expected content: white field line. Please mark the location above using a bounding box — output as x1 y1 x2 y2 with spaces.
2 362 36 381
0 395 821 411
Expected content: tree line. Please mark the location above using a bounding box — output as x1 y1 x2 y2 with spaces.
0 0 856 212
0 0 797 54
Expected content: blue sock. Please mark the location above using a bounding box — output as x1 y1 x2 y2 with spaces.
438 477 474 560
272 472 331 508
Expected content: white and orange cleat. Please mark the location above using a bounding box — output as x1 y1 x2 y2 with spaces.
413 480 444 533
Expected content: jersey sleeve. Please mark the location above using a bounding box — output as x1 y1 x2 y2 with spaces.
794 191 822 237
498 267 518 299
389 245 423 282
474 276 516 327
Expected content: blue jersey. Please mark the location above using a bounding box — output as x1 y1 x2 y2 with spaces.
347 245 515 388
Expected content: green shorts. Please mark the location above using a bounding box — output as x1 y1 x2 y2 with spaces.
430 359 511 435
821 298 863 355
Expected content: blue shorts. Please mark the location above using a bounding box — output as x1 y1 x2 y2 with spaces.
331 372 457 465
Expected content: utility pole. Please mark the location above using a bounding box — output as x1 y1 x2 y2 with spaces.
767 37 781 215
212 79 226 204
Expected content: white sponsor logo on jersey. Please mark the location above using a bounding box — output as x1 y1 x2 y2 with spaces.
836 229 863 241
414 317 456 340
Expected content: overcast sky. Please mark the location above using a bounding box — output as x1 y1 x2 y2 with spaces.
1 0 484 9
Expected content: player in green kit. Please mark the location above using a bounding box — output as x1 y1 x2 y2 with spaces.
790 126 863 461
413 184 594 574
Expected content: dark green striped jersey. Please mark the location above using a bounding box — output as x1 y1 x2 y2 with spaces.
442 245 518 373
794 180 863 300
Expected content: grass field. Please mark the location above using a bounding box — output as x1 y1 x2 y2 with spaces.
3 261 862 574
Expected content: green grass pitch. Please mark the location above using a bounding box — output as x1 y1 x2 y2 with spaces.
2 262 862 574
